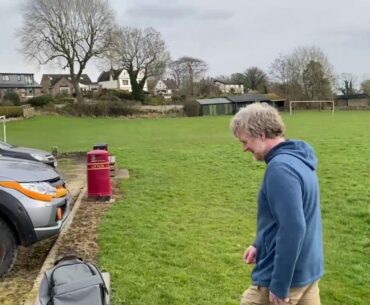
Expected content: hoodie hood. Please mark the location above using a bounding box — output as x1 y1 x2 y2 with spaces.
265 140 317 170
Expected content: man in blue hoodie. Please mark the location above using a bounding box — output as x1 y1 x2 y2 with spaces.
231 103 324 305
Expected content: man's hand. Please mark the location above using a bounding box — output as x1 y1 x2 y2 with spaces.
243 245 256 264
269 291 289 305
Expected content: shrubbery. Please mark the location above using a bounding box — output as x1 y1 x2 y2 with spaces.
108 89 133 100
144 95 166 105
183 99 200 116
28 95 55 107
3 92 20 106
0 106 23 117
58 100 140 117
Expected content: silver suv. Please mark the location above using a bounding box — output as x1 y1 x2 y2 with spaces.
0 157 70 276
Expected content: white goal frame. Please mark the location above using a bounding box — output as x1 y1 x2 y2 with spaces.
0 116 6 142
289 100 335 116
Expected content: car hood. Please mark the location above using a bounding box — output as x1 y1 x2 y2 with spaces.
10 146 53 157
0 157 59 182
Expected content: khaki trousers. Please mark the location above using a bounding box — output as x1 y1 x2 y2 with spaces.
241 280 321 305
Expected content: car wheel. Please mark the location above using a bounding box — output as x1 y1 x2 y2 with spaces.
0 218 17 277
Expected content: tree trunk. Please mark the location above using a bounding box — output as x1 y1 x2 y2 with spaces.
129 72 145 102
74 82 84 104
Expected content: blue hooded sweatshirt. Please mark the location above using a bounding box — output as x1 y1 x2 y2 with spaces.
251 140 324 298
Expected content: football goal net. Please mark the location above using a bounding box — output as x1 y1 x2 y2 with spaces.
289 100 335 116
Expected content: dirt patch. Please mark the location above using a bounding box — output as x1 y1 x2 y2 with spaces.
0 156 114 305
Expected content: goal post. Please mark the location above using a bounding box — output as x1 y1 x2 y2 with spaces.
0 116 6 142
289 100 335 116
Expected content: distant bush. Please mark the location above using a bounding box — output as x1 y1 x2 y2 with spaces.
144 96 166 106
108 89 132 100
0 106 23 117
3 92 20 106
28 95 55 107
58 100 140 117
183 99 200 117
54 96 75 104
1 100 14 106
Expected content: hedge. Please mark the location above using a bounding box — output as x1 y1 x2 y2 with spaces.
0 106 23 118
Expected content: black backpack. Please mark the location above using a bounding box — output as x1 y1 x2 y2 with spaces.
38 255 109 305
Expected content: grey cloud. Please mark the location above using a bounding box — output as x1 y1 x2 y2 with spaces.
125 4 233 21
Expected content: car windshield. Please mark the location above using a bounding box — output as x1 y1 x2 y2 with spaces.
0 141 15 149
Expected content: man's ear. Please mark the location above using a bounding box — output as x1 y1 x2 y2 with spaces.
260 133 266 140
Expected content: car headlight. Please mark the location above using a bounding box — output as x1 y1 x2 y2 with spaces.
20 182 56 196
0 181 67 202
31 154 52 162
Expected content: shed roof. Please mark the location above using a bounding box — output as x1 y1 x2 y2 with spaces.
335 93 369 100
196 98 231 105
226 93 269 103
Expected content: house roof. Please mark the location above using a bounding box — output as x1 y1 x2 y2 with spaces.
97 69 123 82
335 93 369 100
43 74 93 86
214 79 243 85
161 79 178 90
196 98 231 105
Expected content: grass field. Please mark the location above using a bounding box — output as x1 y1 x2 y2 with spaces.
5 111 370 305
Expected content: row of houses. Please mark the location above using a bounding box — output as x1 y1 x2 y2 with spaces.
1 72 369 111
0 70 248 100
0 70 146 99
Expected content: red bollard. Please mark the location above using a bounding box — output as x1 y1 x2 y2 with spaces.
87 150 112 200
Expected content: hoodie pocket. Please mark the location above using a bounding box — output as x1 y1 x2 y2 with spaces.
263 228 276 254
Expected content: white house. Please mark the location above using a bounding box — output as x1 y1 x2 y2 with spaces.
214 79 244 94
154 79 178 96
97 69 148 92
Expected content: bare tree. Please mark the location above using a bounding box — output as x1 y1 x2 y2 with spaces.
169 60 186 88
337 73 357 95
175 56 208 96
244 67 268 93
360 79 370 95
20 0 114 104
302 60 332 100
270 46 334 100
110 27 170 101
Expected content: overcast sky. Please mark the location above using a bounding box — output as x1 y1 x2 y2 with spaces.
1 0 370 86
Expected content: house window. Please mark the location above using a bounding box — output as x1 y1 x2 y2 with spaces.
2 75 10 81
59 87 70 94
122 80 129 86
25 75 33 84
17 75 21 81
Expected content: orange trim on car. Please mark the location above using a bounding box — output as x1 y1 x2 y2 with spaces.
55 187 68 198
0 182 68 202
57 207 63 220
0 181 52 201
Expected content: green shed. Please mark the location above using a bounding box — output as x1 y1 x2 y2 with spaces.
196 98 233 116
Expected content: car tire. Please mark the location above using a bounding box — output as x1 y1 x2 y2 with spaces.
0 218 17 277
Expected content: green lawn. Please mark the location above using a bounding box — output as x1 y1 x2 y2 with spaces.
5 112 370 305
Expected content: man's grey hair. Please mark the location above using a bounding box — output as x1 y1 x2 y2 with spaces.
230 102 285 138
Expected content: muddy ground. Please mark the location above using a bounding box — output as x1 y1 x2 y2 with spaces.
0 155 123 305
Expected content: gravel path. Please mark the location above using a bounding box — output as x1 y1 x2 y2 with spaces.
0 156 87 305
